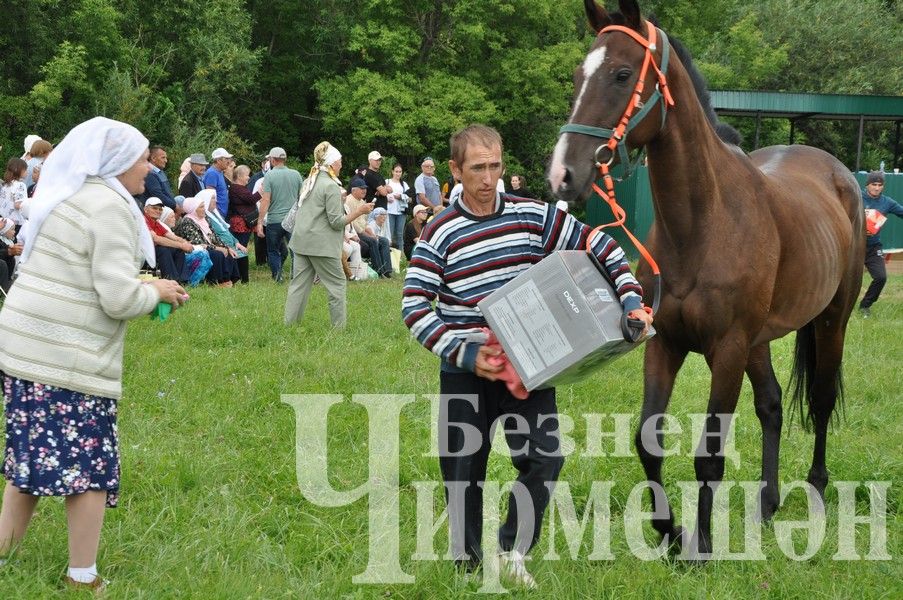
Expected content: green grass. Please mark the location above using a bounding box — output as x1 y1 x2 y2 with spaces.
1 264 901 598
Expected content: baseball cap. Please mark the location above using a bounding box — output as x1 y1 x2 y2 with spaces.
211 147 233 160
349 177 367 189
412 204 431 217
23 134 42 154
145 197 163 207
267 147 287 159
368 151 382 161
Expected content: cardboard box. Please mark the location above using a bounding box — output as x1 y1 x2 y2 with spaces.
477 250 652 391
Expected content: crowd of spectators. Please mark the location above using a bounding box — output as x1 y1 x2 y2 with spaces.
0 133 542 296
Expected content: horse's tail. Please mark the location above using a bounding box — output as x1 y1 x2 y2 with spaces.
789 321 845 432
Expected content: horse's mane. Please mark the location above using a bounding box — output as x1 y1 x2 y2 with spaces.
633 14 742 146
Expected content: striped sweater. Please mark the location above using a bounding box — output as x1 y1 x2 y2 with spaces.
402 196 643 372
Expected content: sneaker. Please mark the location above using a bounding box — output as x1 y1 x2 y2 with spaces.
860 306 871 318
498 550 536 589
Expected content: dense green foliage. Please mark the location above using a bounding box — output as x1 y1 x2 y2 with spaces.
0 265 900 596
1 0 901 195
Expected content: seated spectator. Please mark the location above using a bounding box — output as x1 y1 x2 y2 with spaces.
142 197 193 281
365 207 391 242
0 217 22 292
404 204 431 260
159 206 177 231
24 139 52 189
202 190 249 284
178 154 208 198
173 194 240 287
27 164 41 198
342 195 365 281
345 177 391 278
1 158 28 227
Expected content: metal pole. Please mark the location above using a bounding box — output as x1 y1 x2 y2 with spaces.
754 112 761 149
855 115 865 172
894 120 901 171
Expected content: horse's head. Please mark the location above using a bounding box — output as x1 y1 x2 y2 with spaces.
549 0 672 202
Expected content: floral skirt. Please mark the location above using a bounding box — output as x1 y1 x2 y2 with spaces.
3 374 120 507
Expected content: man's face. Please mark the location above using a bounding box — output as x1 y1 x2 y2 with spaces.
451 143 502 206
421 160 435 176
150 149 168 169
144 204 163 219
351 187 367 200
867 181 884 198
191 163 206 176
369 157 383 171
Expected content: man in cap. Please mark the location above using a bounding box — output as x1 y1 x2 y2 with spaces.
205 147 233 215
859 170 903 317
142 197 193 281
362 150 391 210
136 146 176 209
179 153 208 198
345 177 392 277
255 146 304 282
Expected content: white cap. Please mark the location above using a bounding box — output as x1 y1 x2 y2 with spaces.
267 147 287 159
23 134 42 155
368 150 382 161
211 147 233 160
145 197 163 207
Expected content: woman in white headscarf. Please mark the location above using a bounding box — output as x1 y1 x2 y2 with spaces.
284 141 373 327
173 191 240 287
0 117 186 592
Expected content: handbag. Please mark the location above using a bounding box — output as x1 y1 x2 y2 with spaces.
281 199 300 233
243 208 259 228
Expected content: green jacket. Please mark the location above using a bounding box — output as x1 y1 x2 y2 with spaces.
288 172 346 258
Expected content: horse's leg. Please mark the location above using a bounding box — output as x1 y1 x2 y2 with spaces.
806 316 848 501
746 343 782 522
636 336 688 550
691 335 748 560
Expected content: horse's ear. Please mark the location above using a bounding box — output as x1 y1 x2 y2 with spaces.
584 0 612 33
618 0 643 31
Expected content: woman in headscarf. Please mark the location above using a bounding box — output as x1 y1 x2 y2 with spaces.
0 117 186 592
202 190 249 284
404 204 431 260
284 141 374 327
173 192 240 287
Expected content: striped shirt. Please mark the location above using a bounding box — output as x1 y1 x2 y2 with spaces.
402 196 643 372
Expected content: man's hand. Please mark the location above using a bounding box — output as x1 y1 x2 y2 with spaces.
474 345 504 381
255 221 265 238
627 308 654 336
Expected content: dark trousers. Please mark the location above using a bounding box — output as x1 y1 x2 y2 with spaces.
234 232 251 284
358 233 391 276
154 246 186 281
206 249 240 284
860 244 887 309
265 223 291 281
438 371 564 565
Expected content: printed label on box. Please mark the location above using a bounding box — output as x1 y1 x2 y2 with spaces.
486 280 574 379
594 288 613 303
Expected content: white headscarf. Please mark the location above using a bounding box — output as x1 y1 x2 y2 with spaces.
19 117 154 266
22 134 42 158
322 144 342 167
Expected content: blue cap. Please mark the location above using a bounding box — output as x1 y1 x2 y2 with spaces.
349 177 367 189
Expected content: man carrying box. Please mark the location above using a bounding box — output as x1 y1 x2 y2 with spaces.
402 124 652 588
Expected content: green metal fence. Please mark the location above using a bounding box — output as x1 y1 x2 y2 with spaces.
586 167 903 258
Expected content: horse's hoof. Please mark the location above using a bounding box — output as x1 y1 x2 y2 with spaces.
664 526 686 555
679 530 712 564
756 493 780 524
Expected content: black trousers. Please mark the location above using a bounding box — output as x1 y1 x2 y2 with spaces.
154 246 186 281
860 244 887 309
438 371 564 565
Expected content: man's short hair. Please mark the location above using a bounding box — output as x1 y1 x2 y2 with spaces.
149 145 165 157
450 125 503 166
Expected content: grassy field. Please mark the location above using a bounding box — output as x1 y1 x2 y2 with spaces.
0 263 900 598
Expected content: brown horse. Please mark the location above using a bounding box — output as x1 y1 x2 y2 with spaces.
549 0 864 559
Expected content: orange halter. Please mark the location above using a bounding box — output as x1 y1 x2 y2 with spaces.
559 20 674 316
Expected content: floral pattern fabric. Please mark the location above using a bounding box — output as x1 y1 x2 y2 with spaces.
3 375 120 507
